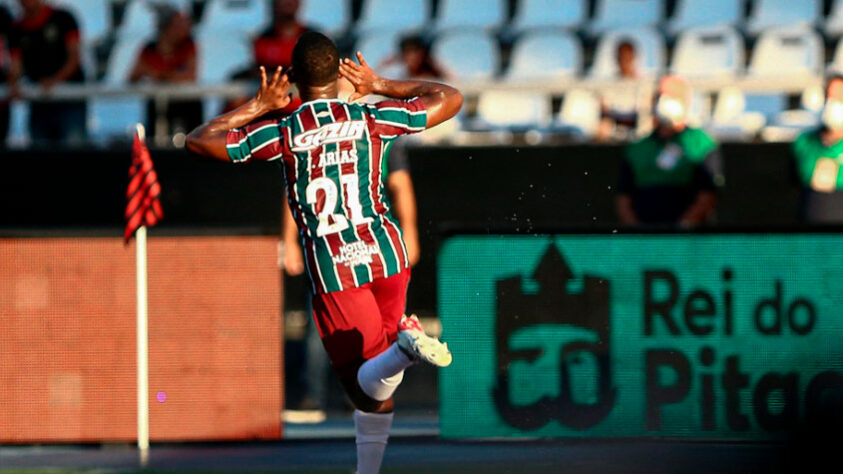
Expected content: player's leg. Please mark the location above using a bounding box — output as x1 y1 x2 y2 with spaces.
310 286 401 474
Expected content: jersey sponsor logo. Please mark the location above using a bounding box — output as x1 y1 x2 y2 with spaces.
292 120 366 152
332 241 379 267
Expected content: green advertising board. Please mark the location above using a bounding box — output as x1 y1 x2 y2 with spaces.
438 234 843 439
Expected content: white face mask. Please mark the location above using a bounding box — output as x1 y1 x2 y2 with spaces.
654 95 686 128
821 98 843 131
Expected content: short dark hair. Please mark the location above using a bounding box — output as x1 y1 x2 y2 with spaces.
292 31 340 87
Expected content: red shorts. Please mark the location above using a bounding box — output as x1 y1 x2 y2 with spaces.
311 268 410 381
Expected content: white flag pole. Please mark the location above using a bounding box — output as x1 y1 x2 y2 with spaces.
135 124 150 467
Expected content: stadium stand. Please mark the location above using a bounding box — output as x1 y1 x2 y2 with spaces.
197 0 269 37
432 0 507 33
53 0 111 44
299 0 350 38
355 31 403 76
506 30 582 80
666 0 743 36
475 90 552 132
509 0 588 34
745 0 821 35
431 30 498 79
554 89 602 139
671 25 744 78
589 27 665 78
825 0 843 37
87 34 148 142
356 0 429 37
748 26 824 77
118 0 192 39
588 0 664 35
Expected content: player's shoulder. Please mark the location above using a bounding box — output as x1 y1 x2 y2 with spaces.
678 127 718 159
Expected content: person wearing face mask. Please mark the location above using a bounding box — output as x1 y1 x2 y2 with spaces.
616 75 723 227
791 75 843 223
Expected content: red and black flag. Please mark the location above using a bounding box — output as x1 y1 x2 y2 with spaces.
124 129 163 243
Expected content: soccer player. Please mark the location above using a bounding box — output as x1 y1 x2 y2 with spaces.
186 32 462 474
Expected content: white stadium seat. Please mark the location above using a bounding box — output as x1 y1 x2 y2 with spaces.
671 25 744 78
433 0 507 33
510 0 587 34
748 27 824 77
355 31 404 77
0 0 19 16
589 28 665 79
746 0 820 36
506 31 582 81
197 33 253 121
476 91 551 129
117 0 192 39
88 35 151 142
356 0 430 36
825 0 843 37
431 31 498 80
198 0 269 37
830 36 843 73
666 0 742 35
588 0 663 35
555 89 601 139
299 0 351 37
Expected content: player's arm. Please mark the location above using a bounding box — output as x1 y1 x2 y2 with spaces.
186 66 291 161
339 52 463 128
387 170 420 266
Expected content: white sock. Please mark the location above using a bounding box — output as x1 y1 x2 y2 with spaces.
357 343 413 401
354 410 393 474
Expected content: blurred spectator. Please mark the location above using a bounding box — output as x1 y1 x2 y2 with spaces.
791 75 843 223
1 4 11 144
223 0 310 115
596 40 642 142
5 0 86 145
253 0 311 71
616 75 722 227
394 35 445 80
130 5 202 136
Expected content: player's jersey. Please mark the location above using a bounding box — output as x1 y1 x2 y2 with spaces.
226 97 427 293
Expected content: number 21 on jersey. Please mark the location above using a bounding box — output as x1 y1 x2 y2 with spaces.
306 174 373 237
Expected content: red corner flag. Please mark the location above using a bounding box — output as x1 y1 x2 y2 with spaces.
124 127 163 243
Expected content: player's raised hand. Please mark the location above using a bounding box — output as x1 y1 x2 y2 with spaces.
339 52 382 102
255 65 292 112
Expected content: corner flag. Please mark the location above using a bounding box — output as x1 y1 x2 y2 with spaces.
124 126 163 243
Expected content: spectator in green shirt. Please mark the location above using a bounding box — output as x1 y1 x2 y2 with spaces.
791 75 843 223
616 75 722 227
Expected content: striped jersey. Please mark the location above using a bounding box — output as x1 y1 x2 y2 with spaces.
226 97 427 293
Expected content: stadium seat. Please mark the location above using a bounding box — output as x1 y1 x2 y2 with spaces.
52 0 111 44
5 100 30 148
87 35 151 143
356 0 430 36
299 0 351 37
589 28 666 79
432 0 507 33
666 0 742 36
197 33 253 121
671 25 744 78
476 91 551 130
748 27 824 77
0 0 19 16
746 0 820 36
197 0 269 37
355 31 404 77
506 31 582 81
117 0 192 39
710 87 767 140
826 0 843 37
431 31 498 80
588 0 663 35
830 37 843 73
509 0 587 34
554 89 601 138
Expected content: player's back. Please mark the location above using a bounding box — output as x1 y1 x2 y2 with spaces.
275 97 427 293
